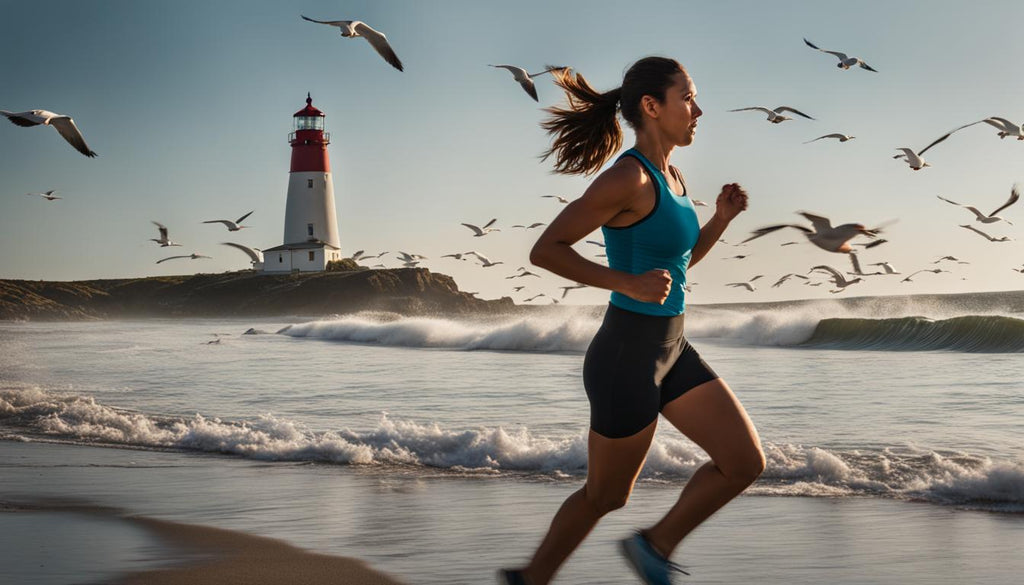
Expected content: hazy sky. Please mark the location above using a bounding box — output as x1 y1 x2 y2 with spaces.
2 0 1023 305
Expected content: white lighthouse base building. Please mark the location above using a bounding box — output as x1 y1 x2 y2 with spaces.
261 241 342 273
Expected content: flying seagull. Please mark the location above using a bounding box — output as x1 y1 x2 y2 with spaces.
150 221 182 247
869 262 901 275
742 211 884 253
542 195 570 204
729 106 815 124
462 219 500 237
809 265 862 293
892 147 931 170
725 274 763 292
917 117 1024 156
300 16 403 71
901 268 948 283
803 38 878 72
804 133 855 144
221 242 262 266
936 185 1019 226
1 109 98 157
771 273 809 288
512 222 547 229
489 64 568 102
27 190 61 201
558 283 589 298
156 253 211 264
959 224 1012 242
203 210 254 231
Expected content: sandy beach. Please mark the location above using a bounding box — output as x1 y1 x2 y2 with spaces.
1 499 405 585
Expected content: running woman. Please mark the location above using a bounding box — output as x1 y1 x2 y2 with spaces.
499 56 765 585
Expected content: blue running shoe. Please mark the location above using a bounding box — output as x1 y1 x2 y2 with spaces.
619 531 690 585
496 568 529 585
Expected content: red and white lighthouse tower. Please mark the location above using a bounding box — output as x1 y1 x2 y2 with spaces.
262 93 342 272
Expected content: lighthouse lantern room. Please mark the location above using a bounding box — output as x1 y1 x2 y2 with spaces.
262 93 343 273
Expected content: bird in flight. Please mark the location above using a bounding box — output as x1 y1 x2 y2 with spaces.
462 219 500 237
804 133 855 144
203 210 254 231
743 212 884 253
150 222 182 247
489 64 568 101
300 16 403 71
936 185 1019 226
803 38 878 72
27 190 61 201
2 109 98 157
729 106 814 124
157 253 211 264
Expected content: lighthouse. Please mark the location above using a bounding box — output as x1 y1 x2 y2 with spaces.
262 93 343 272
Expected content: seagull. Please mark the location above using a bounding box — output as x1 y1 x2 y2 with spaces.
558 283 589 298
523 293 547 302
542 195 570 204
511 222 547 229
893 148 930 170
691 199 708 206
917 117 1024 156
726 275 763 292
803 38 878 72
846 252 883 276
937 185 1019 226
585 240 606 248
462 219 500 237
489 64 567 101
512 286 526 292
471 253 504 268
959 224 1012 242
1 109 98 157
742 212 883 253
221 242 262 266
781 241 801 246
397 251 428 262
150 221 182 247
441 252 471 260
728 106 814 123
203 210 254 231
933 255 969 265
771 273 809 288
869 262 901 275
27 190 61 201
507 270 541 279
300 16 403 71
809 265 862 293
724 254 749 260
804 133 855 144
349 249 368 261
156 253 211 264
901 268 948 283
1013 267 1024 274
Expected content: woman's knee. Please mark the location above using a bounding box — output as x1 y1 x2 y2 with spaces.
721 444 766 486
582 483 632 515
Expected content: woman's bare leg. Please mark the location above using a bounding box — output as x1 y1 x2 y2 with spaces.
521 421 657 585
642 378 765 558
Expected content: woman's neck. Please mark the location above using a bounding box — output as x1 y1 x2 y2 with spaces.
632 135 675 174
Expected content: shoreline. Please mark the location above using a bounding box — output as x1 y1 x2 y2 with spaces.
1 501 406 585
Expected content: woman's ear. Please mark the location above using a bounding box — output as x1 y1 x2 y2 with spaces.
640 95 660 119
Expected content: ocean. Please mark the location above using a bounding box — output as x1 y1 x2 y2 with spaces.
2 291 1023 584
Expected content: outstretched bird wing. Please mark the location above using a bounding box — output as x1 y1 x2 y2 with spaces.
775 107 814 120
156 255 189 264
235 210 254 224
798 212 834 233
221 242 261 263
461 223 484 236
353 21 404 71
50 116 98 157
988 184 1020 217
803 38 849 61
741 224 811 244
1 110 42 127
300 15 348 26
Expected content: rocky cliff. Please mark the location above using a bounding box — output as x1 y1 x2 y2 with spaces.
0 267 516 321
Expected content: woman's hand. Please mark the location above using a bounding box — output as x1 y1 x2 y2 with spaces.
714 183 749 222
623 269 673 304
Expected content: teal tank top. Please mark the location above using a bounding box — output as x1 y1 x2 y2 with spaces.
603 148 701 316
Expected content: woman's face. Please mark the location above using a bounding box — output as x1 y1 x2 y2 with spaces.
649 72 702 147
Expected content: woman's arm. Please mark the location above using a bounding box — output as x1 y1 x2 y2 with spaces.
530 162 674 304
688 182 748 268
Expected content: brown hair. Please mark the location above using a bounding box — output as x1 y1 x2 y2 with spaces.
540 57 687 176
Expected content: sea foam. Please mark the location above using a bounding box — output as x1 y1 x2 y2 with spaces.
3 388 1022 512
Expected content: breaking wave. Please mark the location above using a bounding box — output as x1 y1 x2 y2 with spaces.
2 388 1022 513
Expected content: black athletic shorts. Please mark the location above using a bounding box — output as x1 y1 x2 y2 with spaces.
583 303 719 439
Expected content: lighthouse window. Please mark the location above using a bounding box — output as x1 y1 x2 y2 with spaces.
308 251 315 262
307 179 313 188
